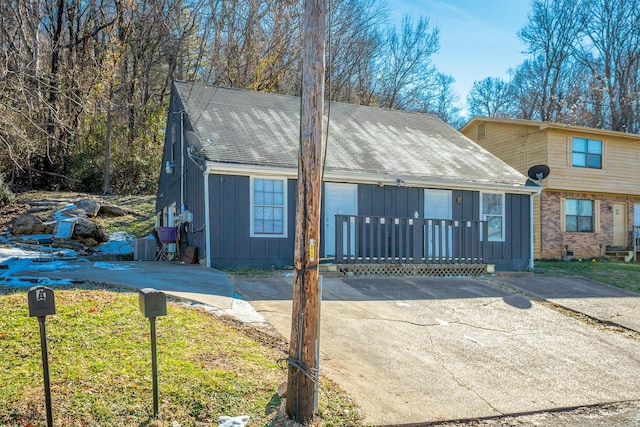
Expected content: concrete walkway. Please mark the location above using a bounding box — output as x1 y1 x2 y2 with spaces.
13 260 267 324
491 276 640 332
14 261 640 426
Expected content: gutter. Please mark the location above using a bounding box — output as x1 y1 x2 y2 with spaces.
204 161 539 195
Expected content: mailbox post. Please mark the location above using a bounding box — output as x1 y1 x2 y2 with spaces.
139 288 167 418
27 286 56 427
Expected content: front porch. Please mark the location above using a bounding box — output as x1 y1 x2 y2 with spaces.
332 214 489 276
607 226 640 262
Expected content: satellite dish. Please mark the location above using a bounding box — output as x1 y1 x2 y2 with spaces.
527 164 550 184
185 131 203 153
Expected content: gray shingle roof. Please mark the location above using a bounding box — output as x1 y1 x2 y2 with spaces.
174 82 528 188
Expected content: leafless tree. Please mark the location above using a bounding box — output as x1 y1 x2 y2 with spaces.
375 16 440 110
0 0 468 192
575 0 640 132
467 77 514 117
517 0 584 122
325 0 385 104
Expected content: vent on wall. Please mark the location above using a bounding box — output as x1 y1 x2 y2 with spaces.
477 123 486 140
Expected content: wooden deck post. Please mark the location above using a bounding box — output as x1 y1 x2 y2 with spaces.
286 0 326 423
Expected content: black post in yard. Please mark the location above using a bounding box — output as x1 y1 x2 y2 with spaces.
150 316 159 418
38 316 54 427
138 288 167 418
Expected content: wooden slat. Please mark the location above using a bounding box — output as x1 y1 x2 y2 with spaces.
331 214 487 265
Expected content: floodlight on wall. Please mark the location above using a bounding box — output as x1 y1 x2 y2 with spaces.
165 161 174 174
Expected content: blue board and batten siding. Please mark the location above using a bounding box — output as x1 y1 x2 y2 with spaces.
205 176 531 270
208 174 297 269
156 95 207 257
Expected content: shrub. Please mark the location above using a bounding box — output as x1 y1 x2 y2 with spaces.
0 174 15 206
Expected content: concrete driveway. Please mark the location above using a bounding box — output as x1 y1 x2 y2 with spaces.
232 275 640 426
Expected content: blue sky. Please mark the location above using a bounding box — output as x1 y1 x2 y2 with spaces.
386 0 532 112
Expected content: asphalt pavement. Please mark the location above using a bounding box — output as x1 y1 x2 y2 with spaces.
231 275 640 425
13 260 640 426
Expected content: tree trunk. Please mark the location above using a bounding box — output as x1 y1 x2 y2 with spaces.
285 0 326 423
103 91 113 195
44 0 66 175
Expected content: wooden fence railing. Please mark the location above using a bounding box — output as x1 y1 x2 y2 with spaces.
335 215 488 264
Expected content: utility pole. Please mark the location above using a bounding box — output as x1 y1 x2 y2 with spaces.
286 0 326 423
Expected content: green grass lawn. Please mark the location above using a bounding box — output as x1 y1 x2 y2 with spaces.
533 260 640 294
0 285 362 426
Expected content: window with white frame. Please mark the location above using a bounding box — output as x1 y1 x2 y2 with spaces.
565 199 594 232
251 177 287 237
481 193 504 241
572 137 602 169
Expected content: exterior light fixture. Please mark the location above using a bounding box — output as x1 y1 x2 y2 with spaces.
165 161 174 174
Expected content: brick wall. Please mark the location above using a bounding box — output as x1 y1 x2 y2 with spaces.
539 191 640 259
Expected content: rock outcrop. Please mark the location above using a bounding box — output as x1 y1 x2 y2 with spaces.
12 213 50 235
11 198 126 247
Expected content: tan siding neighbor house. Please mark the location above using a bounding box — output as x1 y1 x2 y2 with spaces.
461 117 640 260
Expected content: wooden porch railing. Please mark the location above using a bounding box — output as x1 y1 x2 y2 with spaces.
335 215 488 264
634 226 640 262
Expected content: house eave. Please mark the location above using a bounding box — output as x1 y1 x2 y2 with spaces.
204 161 539 194
462 116 640 141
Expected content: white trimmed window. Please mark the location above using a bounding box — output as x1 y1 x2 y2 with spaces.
481 192 505 242
251 177 287 237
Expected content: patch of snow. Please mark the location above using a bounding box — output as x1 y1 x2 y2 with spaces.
109 231 131 241
93 262 136 271
0 247 46 263
0 256 75 288
0 276 74 288
218 415 249 427
187 298 268 326
53 203 76 221
92 231 134 255
94 240 132 255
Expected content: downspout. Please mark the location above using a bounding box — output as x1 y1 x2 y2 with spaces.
530 192 535 270
180 112 185 211
204 165 212 268
529 186 542 270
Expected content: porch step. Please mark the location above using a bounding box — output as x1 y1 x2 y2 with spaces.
604 250 633 263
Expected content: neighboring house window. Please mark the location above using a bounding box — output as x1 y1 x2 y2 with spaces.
565 199 594 232
251 177 287 237
572 137 602 169
481 193 504 241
